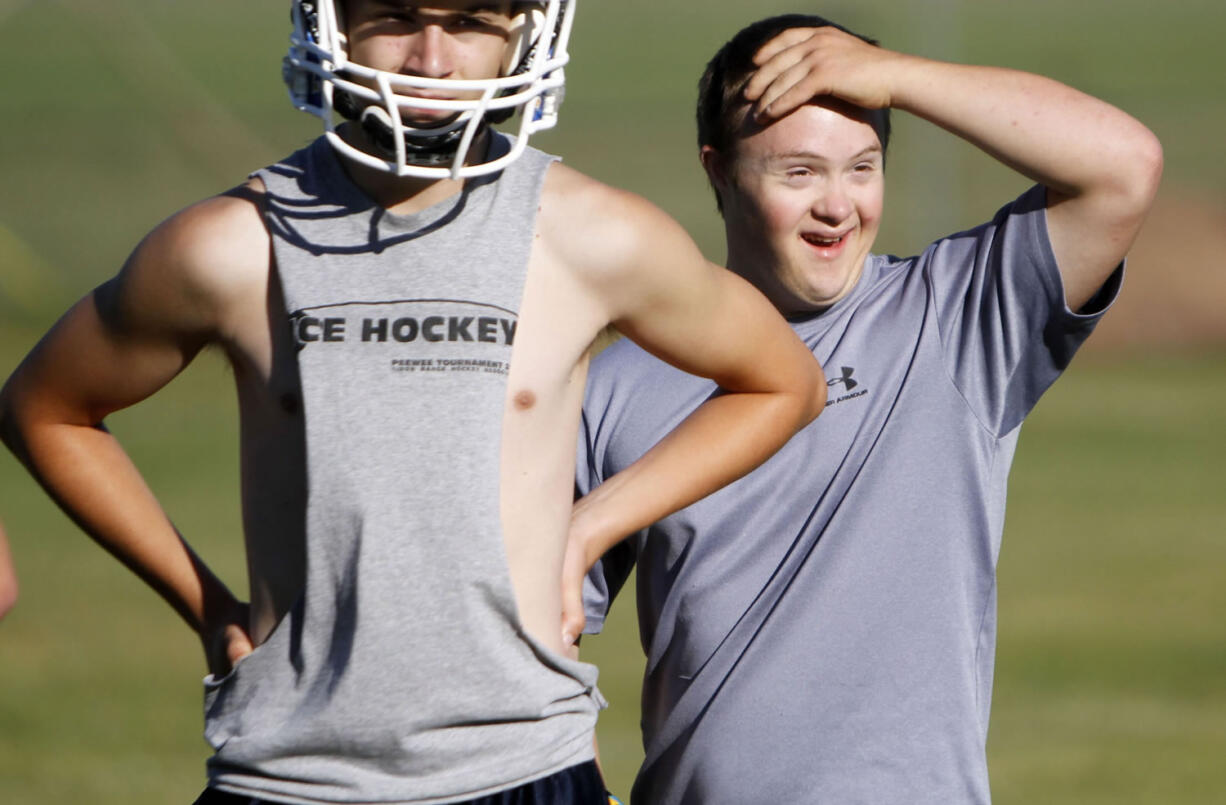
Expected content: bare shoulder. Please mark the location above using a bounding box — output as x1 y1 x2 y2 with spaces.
135 178 270 309
538 162 701 284
110 178 271 340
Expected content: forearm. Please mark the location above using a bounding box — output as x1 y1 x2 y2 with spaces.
571 385 820 568
753 29 1158 202
887 56 1158 201
1 414 238 634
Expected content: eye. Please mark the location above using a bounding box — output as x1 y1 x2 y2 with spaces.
849 161 880 182
451 11 506 31
372 10 417 27
783 171 819 189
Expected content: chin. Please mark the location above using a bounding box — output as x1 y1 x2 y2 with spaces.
400 107 463 127
403 116 459 128
794 271 850 305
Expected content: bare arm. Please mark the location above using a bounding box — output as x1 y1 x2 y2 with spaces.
0 188 267 672
548 168 826 642
0 521 16 619
747 26 1163 310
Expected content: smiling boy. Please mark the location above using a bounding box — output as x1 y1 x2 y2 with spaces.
0 3 824 803
578 14 1161 803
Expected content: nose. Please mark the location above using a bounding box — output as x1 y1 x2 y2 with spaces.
404 24 453 78
810 181 853 224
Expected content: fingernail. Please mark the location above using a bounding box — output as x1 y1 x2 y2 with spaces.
562 631 575 645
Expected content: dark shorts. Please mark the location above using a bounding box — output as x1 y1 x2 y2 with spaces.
193 760 608 805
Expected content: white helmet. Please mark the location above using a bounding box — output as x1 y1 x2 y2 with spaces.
283 1 575 179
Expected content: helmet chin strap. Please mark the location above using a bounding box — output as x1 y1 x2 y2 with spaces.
333 87 472 168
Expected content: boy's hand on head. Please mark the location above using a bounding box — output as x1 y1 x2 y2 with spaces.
746 26 902 122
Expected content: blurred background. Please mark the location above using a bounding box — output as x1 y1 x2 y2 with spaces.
1 1 1223 802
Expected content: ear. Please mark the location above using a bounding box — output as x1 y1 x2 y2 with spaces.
700 145 730 193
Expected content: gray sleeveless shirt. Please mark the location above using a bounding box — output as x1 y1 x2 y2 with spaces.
203 135 601 804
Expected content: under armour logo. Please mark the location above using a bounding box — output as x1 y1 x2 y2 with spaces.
827 366 858 391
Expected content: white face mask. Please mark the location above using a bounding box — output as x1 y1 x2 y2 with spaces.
284 1 575 179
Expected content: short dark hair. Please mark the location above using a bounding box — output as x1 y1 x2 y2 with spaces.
697 14 891 212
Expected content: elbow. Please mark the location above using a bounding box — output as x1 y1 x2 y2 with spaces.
807 368 828 426
0 383 22 458
793 356 828 430
1113 127 1165 222
1072 128 1164 245
1141 133 1165 203
0 385 41 470
1128 129 1164 214
0 371 42 459
0 396 16 457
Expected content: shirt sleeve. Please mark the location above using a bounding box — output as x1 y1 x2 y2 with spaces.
924 184 1123 436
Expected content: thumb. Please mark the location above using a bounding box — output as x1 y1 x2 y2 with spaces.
206 616 254 677
560 593 586 648
559 547 587 647
225 623 255 667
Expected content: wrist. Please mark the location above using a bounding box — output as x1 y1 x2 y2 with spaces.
194 572 246 638
874 50 932 112
569 488 624 572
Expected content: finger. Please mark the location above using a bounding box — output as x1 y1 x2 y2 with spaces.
755 62 830 121
758 83 821 122
744 41 813 101
560 605 585 646
752 27 820 67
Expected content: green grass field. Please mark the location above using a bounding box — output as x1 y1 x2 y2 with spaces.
2 1 1225 802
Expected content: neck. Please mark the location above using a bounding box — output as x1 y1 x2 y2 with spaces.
724 238 808 318
724 235 870 318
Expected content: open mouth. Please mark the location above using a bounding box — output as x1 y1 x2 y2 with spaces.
801 231 850 254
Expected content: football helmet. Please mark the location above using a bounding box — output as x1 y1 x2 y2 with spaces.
284 1 574 179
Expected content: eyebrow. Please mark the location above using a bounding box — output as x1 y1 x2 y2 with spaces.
769 145 883 163
367 1 510 12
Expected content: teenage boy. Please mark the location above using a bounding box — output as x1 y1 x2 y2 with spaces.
578 14 1161 803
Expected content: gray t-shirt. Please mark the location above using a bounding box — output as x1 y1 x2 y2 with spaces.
579 186 1121 804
